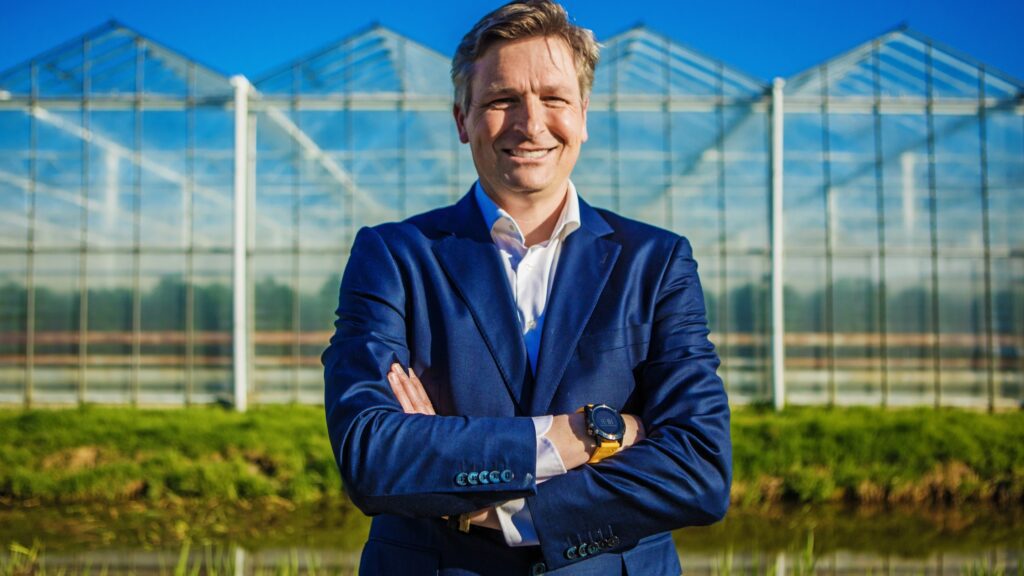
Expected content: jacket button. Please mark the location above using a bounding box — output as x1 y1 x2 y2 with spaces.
478 470 490 484
501 469 514 482
455 472 468 486
467 471 479 485
488 470 501 484
577 543 589 558
564 546 577 560
587 542 599 555
530 561 546 575
610 536 621 546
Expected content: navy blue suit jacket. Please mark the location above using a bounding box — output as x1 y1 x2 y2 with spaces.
323 190 731 575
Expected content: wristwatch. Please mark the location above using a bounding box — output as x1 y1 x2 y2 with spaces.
578 404 625 464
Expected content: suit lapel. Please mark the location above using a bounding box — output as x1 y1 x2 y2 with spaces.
527 200 620 416
432 193 530 412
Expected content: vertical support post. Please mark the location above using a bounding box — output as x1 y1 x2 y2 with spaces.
770 78 786 411
25 63 38 409
231 76 251 412
977 67 995 413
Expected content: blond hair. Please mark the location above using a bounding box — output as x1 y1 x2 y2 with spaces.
451 0 600 111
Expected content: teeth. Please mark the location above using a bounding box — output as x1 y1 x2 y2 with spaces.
510 149 549 159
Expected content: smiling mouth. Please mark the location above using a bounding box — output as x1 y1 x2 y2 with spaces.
505 147 555 159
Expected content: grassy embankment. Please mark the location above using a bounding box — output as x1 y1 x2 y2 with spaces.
0 405 1022 507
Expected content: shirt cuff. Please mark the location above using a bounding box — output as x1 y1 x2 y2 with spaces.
531 415 567 481
494 497 539 547
493 416 568 548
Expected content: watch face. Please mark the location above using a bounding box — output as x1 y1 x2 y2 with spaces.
590 405 625 440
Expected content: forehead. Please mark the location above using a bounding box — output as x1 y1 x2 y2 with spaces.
472 36 579 91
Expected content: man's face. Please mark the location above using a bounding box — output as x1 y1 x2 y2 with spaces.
454 36 588 203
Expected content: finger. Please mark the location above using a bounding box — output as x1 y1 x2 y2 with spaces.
387 365 416 413
392 365 430 415
405 367 436 415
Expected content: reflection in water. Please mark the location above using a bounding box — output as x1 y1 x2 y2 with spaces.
1 501 1020 574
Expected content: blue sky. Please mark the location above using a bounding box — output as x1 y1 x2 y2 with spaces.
2 0 1022 84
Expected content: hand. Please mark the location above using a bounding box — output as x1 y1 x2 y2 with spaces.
387 364 501 531
547 412 645 471
387 363 435 415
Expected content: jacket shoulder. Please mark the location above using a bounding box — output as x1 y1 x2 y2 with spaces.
362 204 458 246
593 207 690 252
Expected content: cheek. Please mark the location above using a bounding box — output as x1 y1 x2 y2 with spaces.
551 114 585 143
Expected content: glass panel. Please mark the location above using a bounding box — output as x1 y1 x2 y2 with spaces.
992 258 1023 407
139 254 186 403
403 111 457 217
295 110 350 249
985 110 1024 252
722 255 771 403
85 252 134 403
936 257 988 407
141 44 191 96
139 111 188 248
87 110 137 248
254 110 298 250
933 115 983 249
192 109 233 249
784 256 829 404
618 111 669 227
828 113 879 251
0 111 29 248
33 252 81 402
784 112 826 252
884 255 936 405
297 253 345 403
880 114 931 251
698 254 721 340
192 253 232 401
0 255 27 403
723 108 769 253
575 110 614 211
253 253 297 402
89 34 140 95
832 255 882 405
34 109 84 248
351 110 402 226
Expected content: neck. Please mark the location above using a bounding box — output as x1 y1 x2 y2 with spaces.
484 184 568 247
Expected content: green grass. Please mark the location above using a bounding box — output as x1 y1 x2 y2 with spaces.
0 404 339 504
731 406 1024 505
0 404 1021 506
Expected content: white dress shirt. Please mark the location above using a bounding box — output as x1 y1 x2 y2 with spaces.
473 181 580 546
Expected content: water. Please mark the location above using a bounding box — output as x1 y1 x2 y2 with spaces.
2 502 1021 574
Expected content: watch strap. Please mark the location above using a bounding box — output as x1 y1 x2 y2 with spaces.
588 439 619 464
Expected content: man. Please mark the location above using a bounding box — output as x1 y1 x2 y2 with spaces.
323 1 731 574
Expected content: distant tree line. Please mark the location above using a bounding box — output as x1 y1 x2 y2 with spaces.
0 275 1019 352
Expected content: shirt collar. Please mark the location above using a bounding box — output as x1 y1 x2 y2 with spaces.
473 181 581 246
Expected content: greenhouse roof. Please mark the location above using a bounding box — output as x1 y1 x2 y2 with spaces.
254 24 451 97
0 20 234 99
594 26 767 98
1 22 1020 103
785 27 1023 100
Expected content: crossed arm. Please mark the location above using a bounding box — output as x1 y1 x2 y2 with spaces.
386 362 646 530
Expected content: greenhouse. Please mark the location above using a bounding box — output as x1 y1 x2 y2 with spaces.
0 21 1020 408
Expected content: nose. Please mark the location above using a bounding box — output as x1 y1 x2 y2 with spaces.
513 97 546 139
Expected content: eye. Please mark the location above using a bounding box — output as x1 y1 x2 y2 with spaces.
486 97 515 109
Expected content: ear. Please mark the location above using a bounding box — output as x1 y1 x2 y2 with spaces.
453 104 470 144
580 96 589 143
